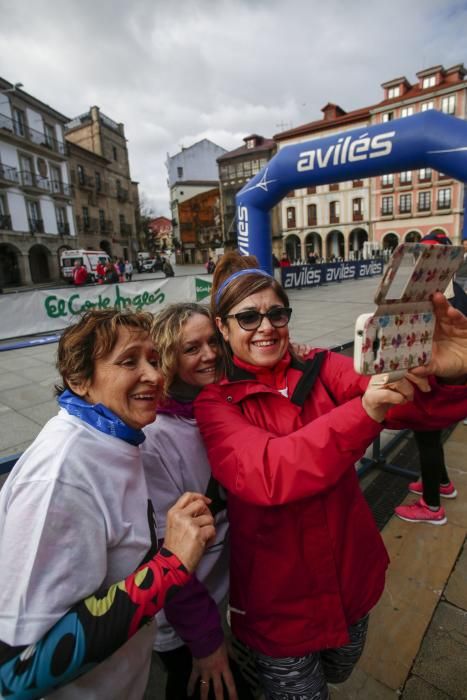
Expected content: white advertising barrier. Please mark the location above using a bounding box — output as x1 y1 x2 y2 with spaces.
0 276 213 340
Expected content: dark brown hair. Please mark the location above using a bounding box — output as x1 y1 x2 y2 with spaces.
55 309 154 395
211 252 290 372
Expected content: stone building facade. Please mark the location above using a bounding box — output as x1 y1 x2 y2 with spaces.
65 106 138 262
0 77 75 287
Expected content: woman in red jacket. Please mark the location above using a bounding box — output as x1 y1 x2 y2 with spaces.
194 252 467 700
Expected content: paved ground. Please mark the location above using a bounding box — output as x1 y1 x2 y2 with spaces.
1 267 466 699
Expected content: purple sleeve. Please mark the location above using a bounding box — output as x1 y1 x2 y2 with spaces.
163 574 224 658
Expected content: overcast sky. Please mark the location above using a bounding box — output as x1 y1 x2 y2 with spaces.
1 0 466 215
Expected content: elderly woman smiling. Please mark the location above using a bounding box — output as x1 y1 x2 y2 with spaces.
0 309 215 700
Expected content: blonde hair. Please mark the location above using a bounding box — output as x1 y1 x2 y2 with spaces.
151 302 213 388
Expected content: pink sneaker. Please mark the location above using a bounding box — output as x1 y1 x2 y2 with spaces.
408 481 457 499
395 498 447 525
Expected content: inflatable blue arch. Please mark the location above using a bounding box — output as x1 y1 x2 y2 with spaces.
235 111 467 273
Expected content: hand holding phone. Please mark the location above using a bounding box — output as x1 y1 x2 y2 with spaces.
354 243 464 383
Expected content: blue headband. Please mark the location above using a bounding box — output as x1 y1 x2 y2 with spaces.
214 268 273 306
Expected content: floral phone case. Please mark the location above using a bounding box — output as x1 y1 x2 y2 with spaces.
354 243 464 380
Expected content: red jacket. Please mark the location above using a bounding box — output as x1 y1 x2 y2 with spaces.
73 265 88 285
195 350 467 657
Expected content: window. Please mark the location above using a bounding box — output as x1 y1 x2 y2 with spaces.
400 194 412 213
441 95 456 115
44 123 55 148
49 164 61 193
422 76 436 89
177 166 183 179
56 206 68 234
307 186 316 194
381 196 393 215
286 206 296 228
400 171 412 185
353 179 363 187
307 204 317 226
421 101 434 112
388 86 400 99
329 201 340 223
116 179 121 194
246 138 256 149
353 198 363 221
419 168 432 182
26 199 42 232
381 173 394 187
251 159 260 175
13 108 26 137
382 112 394 122
286 191 295 198
329 183 339 192
437 188 451 209
19 154 34 186
82 206 90 227
77 164 85 186
236 163 244 178
0 193 9 229
243 161 252 176
99 209 105 231
95 172 101 192
400 106 414 118
112 145 118 161
418 191 431 211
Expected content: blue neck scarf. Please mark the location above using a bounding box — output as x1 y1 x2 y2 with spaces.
57 389 146 446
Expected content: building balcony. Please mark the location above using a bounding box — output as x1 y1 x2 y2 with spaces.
117 187 129 202
99 220 113 234
0 163 19 185
120 222 133 236
329 215 340 224
0 112 67 156
28 218 44 233
49 179 73 197
0 214 12 230
76 215 98 233
19 171 50 192
77 174 95 190
57 221 70 235
352 212 364 222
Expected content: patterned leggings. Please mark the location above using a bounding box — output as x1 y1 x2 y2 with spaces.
253 615 369 700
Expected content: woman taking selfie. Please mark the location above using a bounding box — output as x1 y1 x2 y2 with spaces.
193 252 467 700
0 309 214 700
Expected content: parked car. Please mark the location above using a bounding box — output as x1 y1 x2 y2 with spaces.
141 258 164 272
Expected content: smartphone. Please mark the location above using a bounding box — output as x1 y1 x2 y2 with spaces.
354 242 464 382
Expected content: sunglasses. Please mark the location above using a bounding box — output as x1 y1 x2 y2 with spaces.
225 307 292 331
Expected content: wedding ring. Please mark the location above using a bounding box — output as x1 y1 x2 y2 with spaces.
200 679 208 685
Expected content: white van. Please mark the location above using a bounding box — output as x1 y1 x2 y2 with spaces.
60 250 111 283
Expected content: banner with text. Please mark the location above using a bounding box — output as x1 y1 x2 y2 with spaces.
0 277 213 340
281 259 383 290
